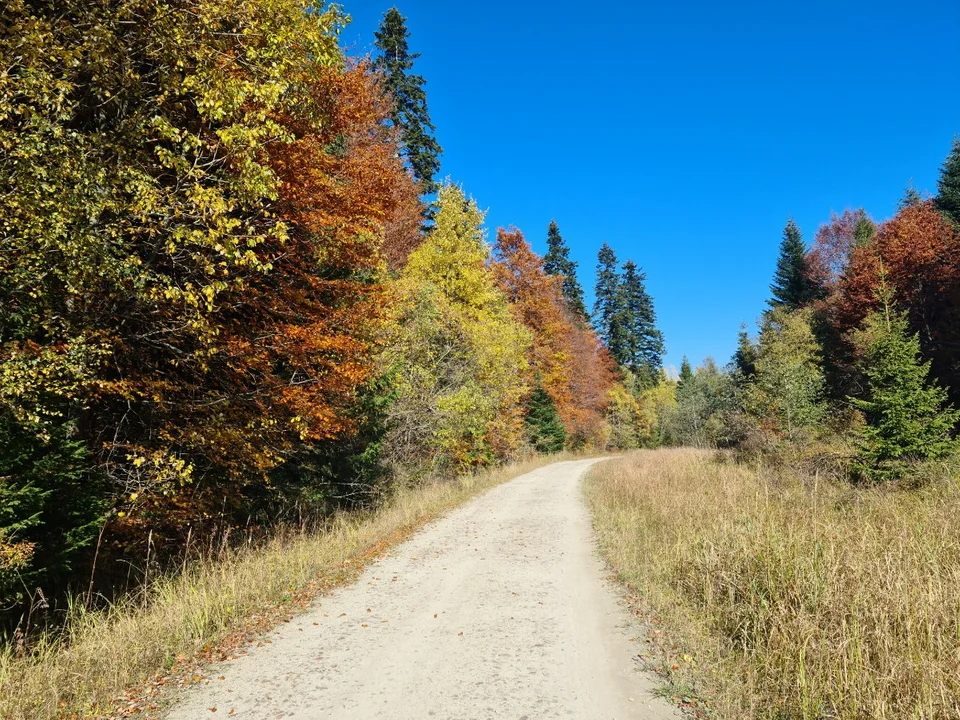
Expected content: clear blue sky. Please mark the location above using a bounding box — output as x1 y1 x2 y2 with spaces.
339 0 960 371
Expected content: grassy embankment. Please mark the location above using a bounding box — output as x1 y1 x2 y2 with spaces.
0 453 584 720
586 449 960 719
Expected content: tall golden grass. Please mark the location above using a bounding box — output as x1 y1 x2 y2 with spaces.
586 449 960 719
0 454 574 720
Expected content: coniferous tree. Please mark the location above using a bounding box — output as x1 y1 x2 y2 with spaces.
524 384 568 453
851 285 959 482
732 324 758 379
678 356 693 391
543 221 587 318
768 219 819 309
593 243 628 364
852 211 877 247
934 137 960 227
621 259 665 386
898 183 923 210
374 8 442 194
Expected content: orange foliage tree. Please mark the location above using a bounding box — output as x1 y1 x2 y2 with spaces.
491 228 615 447
814 202 960 404
107 63 422 545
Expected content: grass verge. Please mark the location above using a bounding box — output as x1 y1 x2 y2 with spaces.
0 453 582 719
585 448 960 719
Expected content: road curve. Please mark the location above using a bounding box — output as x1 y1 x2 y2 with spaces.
165 458 681 719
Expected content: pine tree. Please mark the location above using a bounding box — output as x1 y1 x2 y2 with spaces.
543 221 587 318
768 219 819 309
934 137 960 227
732 324 757 379
374 8 442 195
851 283 959 482
898 182 923 210
593 243 628 365
621 259 665 386
852 210 876 247
524 384 568 453
678 356 693 391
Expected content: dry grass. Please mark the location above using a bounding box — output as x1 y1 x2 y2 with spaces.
0 453 578 720
585 448 960 719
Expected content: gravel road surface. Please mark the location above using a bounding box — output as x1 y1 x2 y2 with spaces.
165 458 680 719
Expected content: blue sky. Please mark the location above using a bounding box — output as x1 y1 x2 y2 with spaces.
339 0 960 371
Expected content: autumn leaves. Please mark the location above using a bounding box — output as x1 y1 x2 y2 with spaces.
0 0 617 610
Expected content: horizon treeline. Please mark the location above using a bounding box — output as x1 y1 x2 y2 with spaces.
0 1 665 619
660 139 960 481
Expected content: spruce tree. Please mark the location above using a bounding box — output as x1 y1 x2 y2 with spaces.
851 285 959 482
934 137 960 227
524 384 568 453
732 324 757 379
768 219 818 309
621 259 665 386
543 221 587 318
374 8 442 195
593 243 628 365
852 210 876 247
898 183 923 210
678 356 693 391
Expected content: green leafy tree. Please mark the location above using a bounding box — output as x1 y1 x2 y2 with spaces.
524 384 568 453
380 184 530 473
543 221 587 318
621 260 664 386
593 243 628 364
374 8 442 195
769 219 819 309
748 308 826 440
934 136 960 227
851 287 959 482
664 359 737 448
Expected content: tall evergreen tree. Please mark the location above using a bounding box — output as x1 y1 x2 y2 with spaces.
621 259 665 385
934 137 960 227
373 8 442 194
898 182 923 210
678 356 693 391
543 221 587 318
768 219 819 309
851 285 959 482
593 243 628 364
732 324 758 379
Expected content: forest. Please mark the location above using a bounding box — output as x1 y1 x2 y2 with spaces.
1 0 959 716
0 0 663 624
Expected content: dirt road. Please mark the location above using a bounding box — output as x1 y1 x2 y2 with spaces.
165 459 680 719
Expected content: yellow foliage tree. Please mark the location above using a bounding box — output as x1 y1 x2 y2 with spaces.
381 185 530 472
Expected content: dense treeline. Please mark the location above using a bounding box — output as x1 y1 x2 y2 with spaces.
657 140 960 480
0 1 659 620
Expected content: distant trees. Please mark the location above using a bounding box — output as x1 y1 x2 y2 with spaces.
592 244 665 383
374 8 443 195
655 137 960 487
